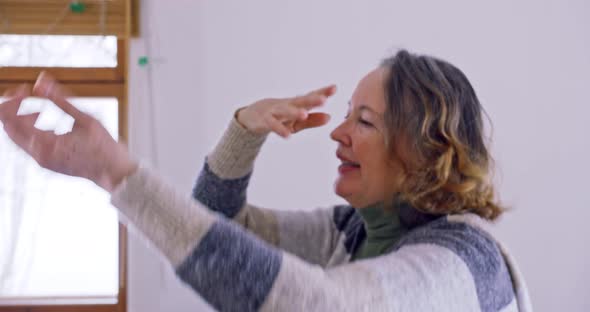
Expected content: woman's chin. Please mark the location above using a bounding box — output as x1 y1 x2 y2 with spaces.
333 180 358 201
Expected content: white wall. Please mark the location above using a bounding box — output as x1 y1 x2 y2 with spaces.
127 1 590 311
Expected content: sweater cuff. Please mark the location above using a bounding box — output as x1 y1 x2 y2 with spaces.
111 165 216 266
207 116 268 179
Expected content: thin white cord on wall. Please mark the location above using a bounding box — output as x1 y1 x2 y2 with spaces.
138 0 166 293
44 5 71 35
132 0 161 171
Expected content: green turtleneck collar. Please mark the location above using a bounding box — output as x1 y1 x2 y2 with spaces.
351 201 409 261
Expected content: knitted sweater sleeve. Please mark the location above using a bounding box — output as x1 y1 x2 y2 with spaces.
111 166 488 312
191 118 341 267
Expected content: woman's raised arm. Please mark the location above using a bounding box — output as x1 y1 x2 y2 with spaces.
192 85 345 266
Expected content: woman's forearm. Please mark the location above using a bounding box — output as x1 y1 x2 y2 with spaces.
193 117 342 266
112 166 370 311
192 117 267 219
112 166 217 265
111 166 484 312
207 117 268 181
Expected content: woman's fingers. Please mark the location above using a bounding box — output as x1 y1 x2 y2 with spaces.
291 85 336 110
265 115 291 138
292 94 327 110
3 84 30 98
293 112 331 133
0 97 24 121
4 113 56 163
235 84 336 138
0 85 55 166
269 85 336 137
1 73 131 190
273 102 308 122
33 71 92 125
308 84 337 98
16 112 40 129
0 84 31 121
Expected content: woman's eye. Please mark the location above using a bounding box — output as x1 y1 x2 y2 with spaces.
358 118 373 127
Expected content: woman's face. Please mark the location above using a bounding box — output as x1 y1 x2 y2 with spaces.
330 67 404 208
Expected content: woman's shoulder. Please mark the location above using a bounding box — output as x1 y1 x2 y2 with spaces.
396 205 504 265
395 213 516 311
398 213 506 269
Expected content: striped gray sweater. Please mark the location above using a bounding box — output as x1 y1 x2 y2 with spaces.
111 118 533 312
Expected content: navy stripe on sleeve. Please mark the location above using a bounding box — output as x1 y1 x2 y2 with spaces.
192 162 251 218
176 219 282 312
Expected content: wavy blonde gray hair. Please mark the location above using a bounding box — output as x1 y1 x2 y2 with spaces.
381 50 503 220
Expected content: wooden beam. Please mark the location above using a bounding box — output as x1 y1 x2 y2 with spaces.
0 67 124 83
0 82 124 98
0 304 119 312
0 0 131 37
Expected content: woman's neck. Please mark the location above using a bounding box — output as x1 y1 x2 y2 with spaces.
352 199 408 260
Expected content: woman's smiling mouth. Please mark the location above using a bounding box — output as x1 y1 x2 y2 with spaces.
337 151 361 174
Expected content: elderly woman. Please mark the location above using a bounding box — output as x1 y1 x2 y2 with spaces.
0 50 531 311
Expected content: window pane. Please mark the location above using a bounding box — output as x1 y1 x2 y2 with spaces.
0 98 119 298
0 35 117 67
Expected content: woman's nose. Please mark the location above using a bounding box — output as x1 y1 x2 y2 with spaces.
330 121 351 146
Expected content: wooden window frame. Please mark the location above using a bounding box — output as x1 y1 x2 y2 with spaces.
0 0 139 37
0 39 129 312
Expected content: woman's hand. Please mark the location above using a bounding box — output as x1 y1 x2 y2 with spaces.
236 85 336 138
0 72 137 193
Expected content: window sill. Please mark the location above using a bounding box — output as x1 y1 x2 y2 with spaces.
0 296 122 312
